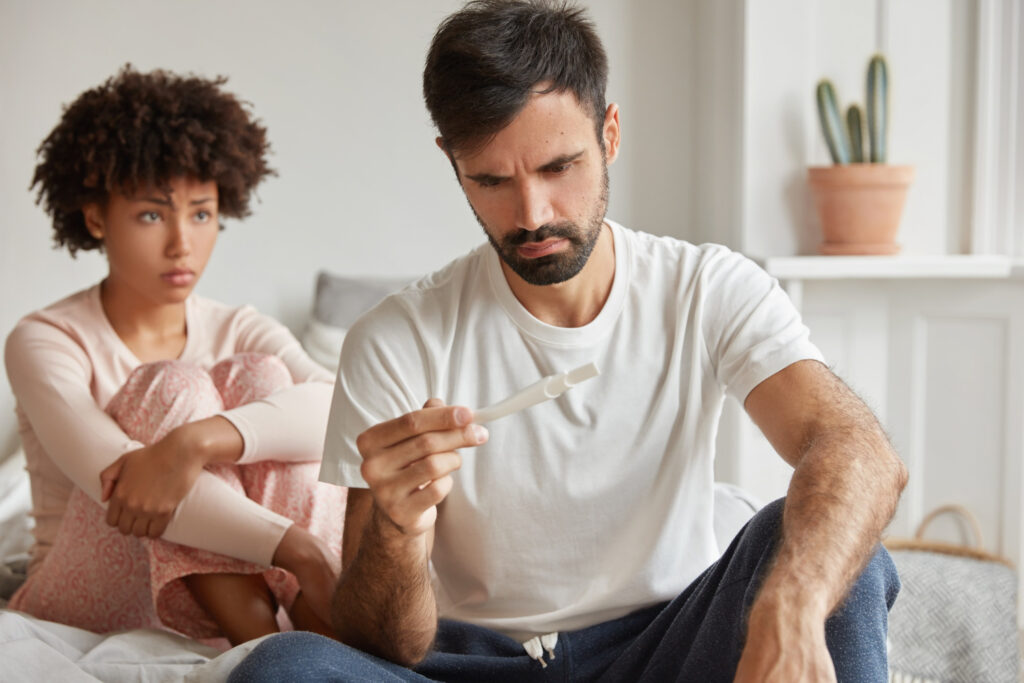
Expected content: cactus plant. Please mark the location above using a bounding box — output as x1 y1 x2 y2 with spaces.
846 105 865 163
815 54 890 165
816 80 850 164
866 54 888 163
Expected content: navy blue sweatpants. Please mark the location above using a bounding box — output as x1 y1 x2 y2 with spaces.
228 498 899 682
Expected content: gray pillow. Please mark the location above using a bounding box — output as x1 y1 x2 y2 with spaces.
303 271 414 371
312 272 414 329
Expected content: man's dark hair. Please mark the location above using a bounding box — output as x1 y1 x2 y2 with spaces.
32 65 274 256
423 0 608 156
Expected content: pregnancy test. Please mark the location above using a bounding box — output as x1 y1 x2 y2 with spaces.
472 362 600 424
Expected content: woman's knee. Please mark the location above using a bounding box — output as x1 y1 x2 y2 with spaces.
107 361 223 442
211 353 292 408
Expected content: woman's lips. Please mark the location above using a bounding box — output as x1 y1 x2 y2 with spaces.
161 269 195 287
518 239 567 259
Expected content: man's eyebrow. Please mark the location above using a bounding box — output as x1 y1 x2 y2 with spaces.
464 150 586 183
538 150 584 171
465 171 506 184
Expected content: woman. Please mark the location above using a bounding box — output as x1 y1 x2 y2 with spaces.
5 66 345 646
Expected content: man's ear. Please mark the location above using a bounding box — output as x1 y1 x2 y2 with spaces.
82 203 105 240
602 103 621 165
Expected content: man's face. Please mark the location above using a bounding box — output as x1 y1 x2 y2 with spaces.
449 89 619 286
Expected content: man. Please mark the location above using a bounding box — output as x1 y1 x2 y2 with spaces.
230 1 906 681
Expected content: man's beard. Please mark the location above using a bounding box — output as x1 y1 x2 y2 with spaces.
474 166 609 286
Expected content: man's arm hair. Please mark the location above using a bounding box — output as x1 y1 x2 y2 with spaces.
331 488 438 667
745 359 908 618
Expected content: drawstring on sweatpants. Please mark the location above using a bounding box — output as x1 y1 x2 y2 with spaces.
523 632 559 667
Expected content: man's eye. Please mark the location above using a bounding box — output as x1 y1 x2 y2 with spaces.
548 163 571 174
477 178 502 188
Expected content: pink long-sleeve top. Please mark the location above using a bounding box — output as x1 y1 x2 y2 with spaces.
5 284 335 573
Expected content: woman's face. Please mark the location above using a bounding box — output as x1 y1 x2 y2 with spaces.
84 177 219 307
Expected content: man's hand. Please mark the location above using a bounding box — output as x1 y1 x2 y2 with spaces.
357 398 488 537
330 398 487 667
734 597 836 682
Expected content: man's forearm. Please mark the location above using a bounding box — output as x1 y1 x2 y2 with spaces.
332 505 438 667
756 409 907 621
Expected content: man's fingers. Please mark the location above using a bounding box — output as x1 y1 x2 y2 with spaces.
394 424 488 463
385 475 454 533
362 424 486 484
423 397 445 409
357 404 473 453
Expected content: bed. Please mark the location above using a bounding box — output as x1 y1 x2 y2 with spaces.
0 271 765 682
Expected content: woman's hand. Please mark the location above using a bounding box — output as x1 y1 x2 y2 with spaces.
272 524 341 625
99 416 244 538
100 430 205 538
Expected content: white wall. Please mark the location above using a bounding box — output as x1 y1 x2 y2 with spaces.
0 0 649 457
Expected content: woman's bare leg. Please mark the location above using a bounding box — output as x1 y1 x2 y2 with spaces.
288 591 335 638
183 572 279 645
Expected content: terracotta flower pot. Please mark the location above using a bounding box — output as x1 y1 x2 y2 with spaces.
807 164 915 255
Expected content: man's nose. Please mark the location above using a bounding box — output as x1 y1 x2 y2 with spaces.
516 179 555 232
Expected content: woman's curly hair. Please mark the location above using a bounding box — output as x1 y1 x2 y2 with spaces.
32 65 275 256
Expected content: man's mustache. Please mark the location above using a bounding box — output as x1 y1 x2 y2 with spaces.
507 223 580 245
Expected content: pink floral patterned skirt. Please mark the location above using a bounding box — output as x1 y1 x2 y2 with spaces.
9 353 346 642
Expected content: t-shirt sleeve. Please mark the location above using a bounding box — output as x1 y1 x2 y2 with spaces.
218 306 335 465
699 248 825 403
319 301 427 489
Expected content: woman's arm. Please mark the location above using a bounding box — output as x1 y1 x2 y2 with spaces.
219 307 335 465
6 320 295 566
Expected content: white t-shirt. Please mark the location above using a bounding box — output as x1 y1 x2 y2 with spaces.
320 221 824 641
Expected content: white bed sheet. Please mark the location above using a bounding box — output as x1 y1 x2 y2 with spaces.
0 608 267 683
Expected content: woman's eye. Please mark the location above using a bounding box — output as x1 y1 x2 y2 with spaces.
195 210 212 222
139 211 161 223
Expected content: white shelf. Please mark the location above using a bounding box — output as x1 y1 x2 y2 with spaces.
763 254 1017 280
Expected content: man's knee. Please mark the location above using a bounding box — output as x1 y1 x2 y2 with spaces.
227 632 347 683
844 544 901 612
725 497 785 562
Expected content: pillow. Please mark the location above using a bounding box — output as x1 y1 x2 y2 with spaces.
302 271 414 372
